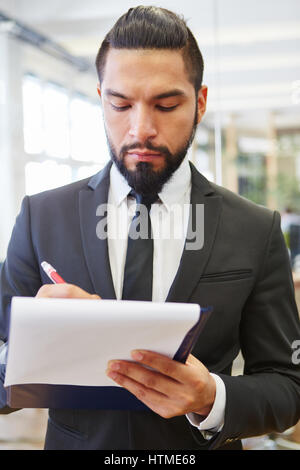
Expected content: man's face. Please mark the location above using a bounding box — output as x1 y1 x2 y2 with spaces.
98 48 207 194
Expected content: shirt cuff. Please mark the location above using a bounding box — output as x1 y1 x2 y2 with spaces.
186 373 226 438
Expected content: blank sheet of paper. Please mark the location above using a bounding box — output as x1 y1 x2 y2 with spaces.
5 297 200 388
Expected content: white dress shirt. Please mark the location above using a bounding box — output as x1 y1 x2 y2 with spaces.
107 159 225 436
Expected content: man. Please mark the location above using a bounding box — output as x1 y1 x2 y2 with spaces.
0 6 300 450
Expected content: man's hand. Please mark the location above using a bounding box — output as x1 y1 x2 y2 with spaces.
106 351 216 419
36 283 101 300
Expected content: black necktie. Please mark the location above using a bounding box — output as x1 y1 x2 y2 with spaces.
122 191 158 301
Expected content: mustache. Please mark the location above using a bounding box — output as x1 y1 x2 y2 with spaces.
120 141 171 158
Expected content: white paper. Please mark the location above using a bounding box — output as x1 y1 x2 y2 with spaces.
5 297 200 387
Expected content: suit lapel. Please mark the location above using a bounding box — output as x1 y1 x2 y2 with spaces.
79 161 116 299
166 163 222 303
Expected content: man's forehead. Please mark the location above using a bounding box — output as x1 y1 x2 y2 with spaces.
104 48 188 76
102 48 193 94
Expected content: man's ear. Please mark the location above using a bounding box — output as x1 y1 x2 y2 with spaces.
196 85 208 124
97 84 101 98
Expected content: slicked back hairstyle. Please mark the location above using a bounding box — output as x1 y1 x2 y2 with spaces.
95 5 204 93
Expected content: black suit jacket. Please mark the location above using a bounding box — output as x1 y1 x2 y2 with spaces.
0 161 300 450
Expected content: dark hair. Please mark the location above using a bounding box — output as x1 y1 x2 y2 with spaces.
95 6 204 92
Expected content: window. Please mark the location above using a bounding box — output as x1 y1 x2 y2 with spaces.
22 74 109 195
43 83 69 159
22 76 44 154
25 160 72 196
70 96 108 164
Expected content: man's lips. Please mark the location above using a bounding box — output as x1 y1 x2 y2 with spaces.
127 151 163 161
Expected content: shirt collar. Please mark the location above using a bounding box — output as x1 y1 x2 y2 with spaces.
110 163 132 207
158 157 191 210
110 157 191 209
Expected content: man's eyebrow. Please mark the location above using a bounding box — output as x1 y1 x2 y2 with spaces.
152 89 186 100
104 89 187 100
105 89 129 99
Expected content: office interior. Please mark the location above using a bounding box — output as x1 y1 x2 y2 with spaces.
0 0 299 450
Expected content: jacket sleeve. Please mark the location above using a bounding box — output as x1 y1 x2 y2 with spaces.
210 211 300 449
0 196 42 413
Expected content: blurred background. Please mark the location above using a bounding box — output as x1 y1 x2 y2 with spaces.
0 0 299 450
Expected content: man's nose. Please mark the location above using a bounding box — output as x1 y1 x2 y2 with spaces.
128 106 158 141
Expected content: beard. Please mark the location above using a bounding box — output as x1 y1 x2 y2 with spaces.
106 107 198 195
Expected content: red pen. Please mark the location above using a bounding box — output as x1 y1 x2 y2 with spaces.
41 261 66 284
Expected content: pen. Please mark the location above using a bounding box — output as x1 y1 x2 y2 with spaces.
41 261 66 284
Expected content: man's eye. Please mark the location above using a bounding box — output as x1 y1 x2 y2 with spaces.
157 105 178 112
111 104 130 111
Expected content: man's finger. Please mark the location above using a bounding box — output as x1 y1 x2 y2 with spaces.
130 350 199 384
36 283 101 299
107 359 180 396
106 368 175 417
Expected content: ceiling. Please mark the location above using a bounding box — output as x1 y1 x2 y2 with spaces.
0 0 300 123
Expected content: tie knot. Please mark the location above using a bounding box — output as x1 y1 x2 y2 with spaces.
129 190 158 210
